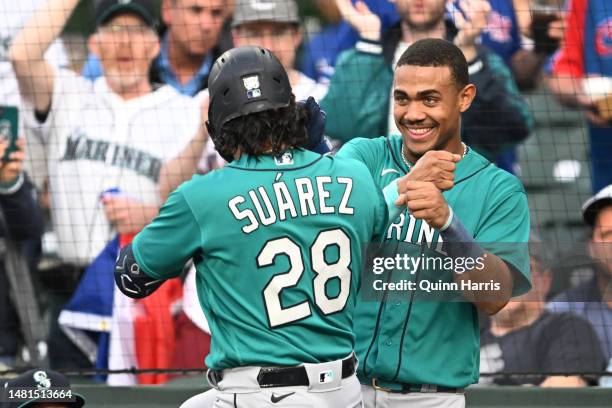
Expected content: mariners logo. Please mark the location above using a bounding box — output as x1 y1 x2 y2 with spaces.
243 75 262 99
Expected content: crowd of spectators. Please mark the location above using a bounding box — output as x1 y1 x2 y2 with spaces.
0 0 610 388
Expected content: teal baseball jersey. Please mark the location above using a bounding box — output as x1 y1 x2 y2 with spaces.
132 149 388 370
336 135 531 388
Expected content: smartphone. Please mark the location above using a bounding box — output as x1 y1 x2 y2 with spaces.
530 6 562 55
0 106 19 162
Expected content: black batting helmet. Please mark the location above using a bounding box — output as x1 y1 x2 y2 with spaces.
206 46 292 161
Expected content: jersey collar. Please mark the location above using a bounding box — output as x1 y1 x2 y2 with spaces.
227 148 324 171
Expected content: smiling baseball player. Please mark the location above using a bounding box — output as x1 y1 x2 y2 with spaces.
114 46 389 407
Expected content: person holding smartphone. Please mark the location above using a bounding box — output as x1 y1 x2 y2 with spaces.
0 138 45 367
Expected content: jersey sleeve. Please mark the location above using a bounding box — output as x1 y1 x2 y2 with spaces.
372 187 390 243
336 137 380 178
474 184 531 297
132 189 202 280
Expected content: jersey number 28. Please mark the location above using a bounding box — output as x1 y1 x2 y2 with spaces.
257 228 352 328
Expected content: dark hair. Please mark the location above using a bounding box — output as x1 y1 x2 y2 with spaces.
396 38 469 89
216 95 308 158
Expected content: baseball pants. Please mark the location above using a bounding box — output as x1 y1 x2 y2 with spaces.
180 358 362 408
361 384 465 408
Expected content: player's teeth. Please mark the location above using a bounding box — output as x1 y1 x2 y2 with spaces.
411 128 432 134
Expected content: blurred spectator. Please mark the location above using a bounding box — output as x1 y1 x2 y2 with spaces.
548 185 612 385
321 0 533 163
300 0 400 84
480 237 605 386
0 368 86 407
546 0 612 193
83 0 233 97
9 0 204 376
493 0 565 90
0 139 44 368
231 0 328 101
479 0 563 175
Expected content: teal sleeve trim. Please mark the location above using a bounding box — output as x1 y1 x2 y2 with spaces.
382 179 403 222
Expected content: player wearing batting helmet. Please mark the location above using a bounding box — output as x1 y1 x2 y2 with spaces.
114 46 391 408
335 38 532 408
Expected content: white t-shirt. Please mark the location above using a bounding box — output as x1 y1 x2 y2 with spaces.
0 0 69 188
24 69 200 265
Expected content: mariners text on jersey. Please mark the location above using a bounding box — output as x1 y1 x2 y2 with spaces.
228 176 354 234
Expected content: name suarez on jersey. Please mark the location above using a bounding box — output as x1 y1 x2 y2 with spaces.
228 176 354 234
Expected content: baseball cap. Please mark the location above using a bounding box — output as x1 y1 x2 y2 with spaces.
232 0 300 28
582 184 612 226
95 0 158 28
1 369 85 408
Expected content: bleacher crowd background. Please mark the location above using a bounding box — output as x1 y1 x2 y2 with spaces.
0 0 611 388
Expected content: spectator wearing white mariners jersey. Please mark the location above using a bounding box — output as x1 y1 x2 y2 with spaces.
10 0 206 371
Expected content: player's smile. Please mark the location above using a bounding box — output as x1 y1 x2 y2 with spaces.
404 125 437 141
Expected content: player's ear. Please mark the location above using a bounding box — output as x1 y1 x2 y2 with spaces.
458 83 477 113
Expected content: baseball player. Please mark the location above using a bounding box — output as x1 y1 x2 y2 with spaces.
335 38 532 408
114 46 389 407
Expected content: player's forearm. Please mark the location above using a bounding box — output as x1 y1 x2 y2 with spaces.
453 253 514 315
10 0 78 110
439 209 513 314
158 127 208 201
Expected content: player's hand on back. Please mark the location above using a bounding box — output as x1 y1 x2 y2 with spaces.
399 150 460 192
396 180 451 230
335 0 382 42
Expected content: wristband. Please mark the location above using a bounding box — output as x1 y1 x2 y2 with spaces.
467 58 484 75
439 209 485 273
382 179 404 221
0 173 24 195
439 206 454 232
356 38 383 55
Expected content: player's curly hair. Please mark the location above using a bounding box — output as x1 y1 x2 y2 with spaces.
216 94 309 159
